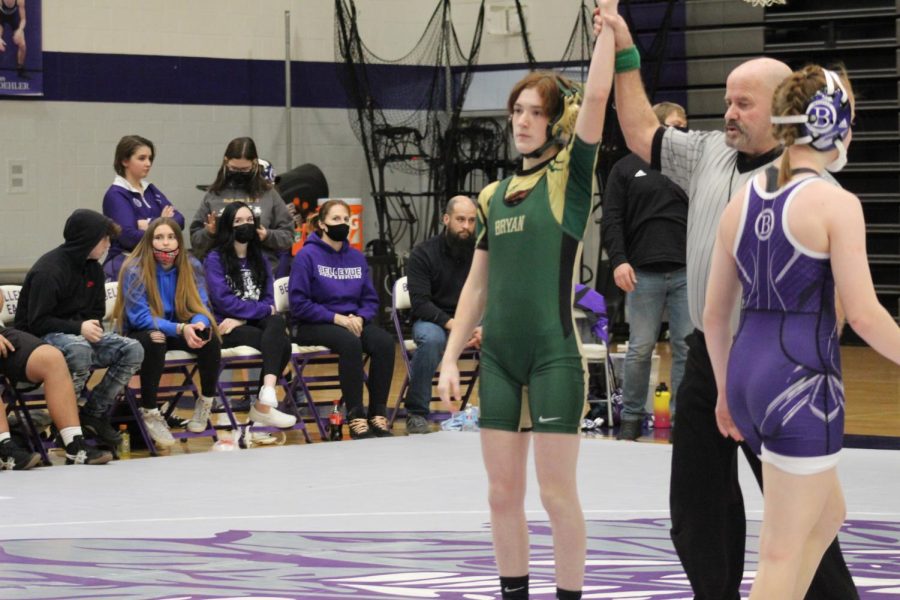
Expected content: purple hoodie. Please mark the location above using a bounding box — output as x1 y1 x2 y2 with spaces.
103 176 185 279
288 232 379 324
204 249 275 323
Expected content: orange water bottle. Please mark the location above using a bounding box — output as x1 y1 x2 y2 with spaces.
654 383 671 429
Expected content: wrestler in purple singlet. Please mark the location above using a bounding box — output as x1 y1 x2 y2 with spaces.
726 174 843 459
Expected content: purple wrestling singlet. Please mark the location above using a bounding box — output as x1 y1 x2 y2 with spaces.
727 175 844 461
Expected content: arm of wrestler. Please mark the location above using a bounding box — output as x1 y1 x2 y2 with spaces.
602 11 659 163
574 0 617 145
437 249 488 411
702 190 745 441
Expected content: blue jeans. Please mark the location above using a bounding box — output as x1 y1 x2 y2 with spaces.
621 268 690 422
405 321 448 416
43 332 144 418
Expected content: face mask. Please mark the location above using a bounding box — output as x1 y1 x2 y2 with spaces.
673 125 689 133
153 248 179 266
225 170 252 188
233 223 257 244
324 223 350 243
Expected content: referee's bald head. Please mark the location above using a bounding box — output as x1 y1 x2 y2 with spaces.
723 58 792 155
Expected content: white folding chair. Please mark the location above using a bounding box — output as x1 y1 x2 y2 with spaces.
273 276 343 439
216 279 312 445
106 282 220 454
0 285 54 464
387 276 479 428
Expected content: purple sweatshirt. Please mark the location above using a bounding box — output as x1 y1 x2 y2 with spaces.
103 177 185 276
204 249 275 323
289 233 379 324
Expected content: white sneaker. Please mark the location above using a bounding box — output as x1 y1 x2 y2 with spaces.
249 404 297 429
140 408 176 448
187 396 214 433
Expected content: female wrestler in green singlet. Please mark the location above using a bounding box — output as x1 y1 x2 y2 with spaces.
438 2 617 598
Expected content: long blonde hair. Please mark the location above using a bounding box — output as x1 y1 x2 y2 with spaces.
113 217 220 339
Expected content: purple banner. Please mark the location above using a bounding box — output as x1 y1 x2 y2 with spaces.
0 0 41 96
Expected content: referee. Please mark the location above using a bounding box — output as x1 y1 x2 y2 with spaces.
600 10 859 600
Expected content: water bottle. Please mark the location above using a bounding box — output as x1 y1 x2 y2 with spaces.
653 382 671 429
461 407 479 432
327 400 343 441
118 424 131 459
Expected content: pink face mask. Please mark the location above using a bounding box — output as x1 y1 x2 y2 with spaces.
152 248 179 266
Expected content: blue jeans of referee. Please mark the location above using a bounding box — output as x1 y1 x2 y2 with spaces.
405 321 447 417
621 267 690 422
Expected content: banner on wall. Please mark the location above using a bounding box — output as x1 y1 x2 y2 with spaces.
0 0 41 96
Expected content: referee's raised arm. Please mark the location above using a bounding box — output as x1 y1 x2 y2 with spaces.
601 11 660 163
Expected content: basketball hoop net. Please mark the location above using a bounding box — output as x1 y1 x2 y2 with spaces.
742 0 787 6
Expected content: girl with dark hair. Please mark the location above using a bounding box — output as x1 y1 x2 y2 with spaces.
102 135 184 281
113 217 221 450
704 65 900 598
288 200 396 440
190 137 294 275
204 202 297 429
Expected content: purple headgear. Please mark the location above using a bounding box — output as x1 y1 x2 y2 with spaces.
771 68 852 172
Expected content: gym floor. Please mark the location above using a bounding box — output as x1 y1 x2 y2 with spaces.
0 344 897 599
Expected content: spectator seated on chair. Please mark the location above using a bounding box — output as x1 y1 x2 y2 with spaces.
15 209 144 450
288 199 395 440
204 201 296 429
0 325 112 468
189 137 294 278
102 135 185 282
404 195 479 434
113 217 221 450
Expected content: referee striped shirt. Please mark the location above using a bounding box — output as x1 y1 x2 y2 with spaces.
651 127 781 331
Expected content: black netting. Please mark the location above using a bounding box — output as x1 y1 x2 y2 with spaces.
335 0 484 177
331 0 677 253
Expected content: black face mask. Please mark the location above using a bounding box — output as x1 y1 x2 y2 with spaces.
233 223 256 244
673 125 690 133
324 223 350 243
225 170 252 189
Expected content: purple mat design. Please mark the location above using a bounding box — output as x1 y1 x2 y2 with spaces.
0 519 897 599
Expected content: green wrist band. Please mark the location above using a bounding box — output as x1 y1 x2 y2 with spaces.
615 46 641 73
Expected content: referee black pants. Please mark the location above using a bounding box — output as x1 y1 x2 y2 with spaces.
669 329 858 600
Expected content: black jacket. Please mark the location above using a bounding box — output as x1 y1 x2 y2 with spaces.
406 232 473 328
601 153 688 271
15 210 110 336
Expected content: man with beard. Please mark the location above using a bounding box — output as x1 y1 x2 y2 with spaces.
403 195 479 434
599 9 858 599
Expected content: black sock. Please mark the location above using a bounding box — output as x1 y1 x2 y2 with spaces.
499 574 528 599
557 588 582 600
